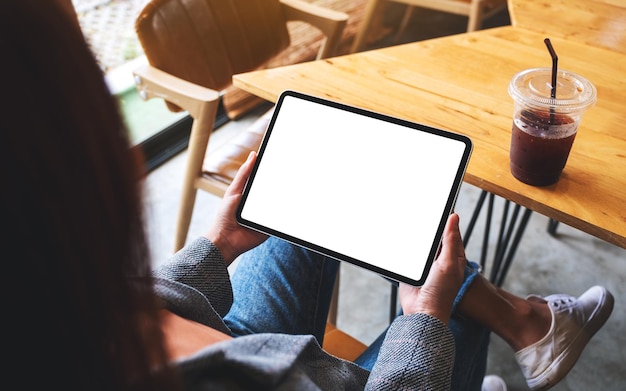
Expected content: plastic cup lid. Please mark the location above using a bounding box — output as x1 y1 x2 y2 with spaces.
508 68 597 112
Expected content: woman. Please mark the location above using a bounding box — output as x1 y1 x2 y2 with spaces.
1 1 177 390
1 1 612 390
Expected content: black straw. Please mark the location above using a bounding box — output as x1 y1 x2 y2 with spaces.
544 38 558 123
544 38 558 98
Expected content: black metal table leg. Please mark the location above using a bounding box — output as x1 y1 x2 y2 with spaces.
548 218 560 236
463 190 533 287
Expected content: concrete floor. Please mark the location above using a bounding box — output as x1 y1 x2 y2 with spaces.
142 6 626 391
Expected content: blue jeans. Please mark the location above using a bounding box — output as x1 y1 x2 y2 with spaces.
223 237 490 390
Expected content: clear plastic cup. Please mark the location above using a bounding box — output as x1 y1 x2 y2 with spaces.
508 68 597 186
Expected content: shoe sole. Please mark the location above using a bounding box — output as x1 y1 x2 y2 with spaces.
527 286 615 391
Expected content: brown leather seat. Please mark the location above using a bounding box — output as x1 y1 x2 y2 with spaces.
202 108 272 185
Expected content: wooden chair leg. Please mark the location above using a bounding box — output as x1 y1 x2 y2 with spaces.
174 185 198 251
394 5 416 42
351 0 384 52
467 1 483 31
172 113 217 251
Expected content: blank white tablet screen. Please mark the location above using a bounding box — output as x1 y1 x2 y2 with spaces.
237 91 471 285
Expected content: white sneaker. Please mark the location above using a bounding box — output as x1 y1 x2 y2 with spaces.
482 374 507 391
515 286 614 390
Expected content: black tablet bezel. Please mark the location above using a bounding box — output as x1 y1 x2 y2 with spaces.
236 90 472 286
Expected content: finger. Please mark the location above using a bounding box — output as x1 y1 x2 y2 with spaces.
226 151 256 197
446 213 460 244
437 213 463 266
444 213 466 271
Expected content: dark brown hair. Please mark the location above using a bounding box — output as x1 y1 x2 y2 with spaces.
0 1 180 389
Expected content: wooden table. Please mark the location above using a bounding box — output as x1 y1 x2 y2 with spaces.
233 25 626 251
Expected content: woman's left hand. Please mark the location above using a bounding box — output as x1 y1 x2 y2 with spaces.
204 152 268 265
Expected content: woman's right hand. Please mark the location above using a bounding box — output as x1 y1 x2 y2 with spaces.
398 213 466 325
204 152 268 266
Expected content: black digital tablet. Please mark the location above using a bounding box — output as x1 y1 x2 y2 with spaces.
236 90 472 286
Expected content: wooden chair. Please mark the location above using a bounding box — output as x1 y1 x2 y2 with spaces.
508 0 626 55
351 0 506 52
165 307 367 362
133 0 348 252
133 0 349 327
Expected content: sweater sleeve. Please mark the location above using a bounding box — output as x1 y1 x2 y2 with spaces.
365 313 456 390
153 237 233 318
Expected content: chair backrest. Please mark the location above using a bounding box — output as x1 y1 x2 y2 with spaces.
135 0 292 111
508 0 626 54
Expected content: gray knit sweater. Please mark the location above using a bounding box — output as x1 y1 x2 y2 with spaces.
153 237 455 390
